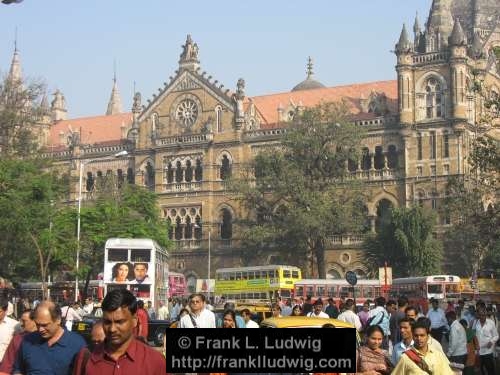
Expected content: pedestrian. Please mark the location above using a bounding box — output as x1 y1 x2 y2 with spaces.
325 298 339 319
302 296 313 316
240 309 259 328
134 300 149 341
445 310 467 366
157 301 169 320
367 296 390 349
0 296 18 366
307 300 329 318
13 301 86 375
337 299 362 331
358 301 371 329
390 296 408 345
391 317 414 366
89 321 105 351
216 302 245 328
291 305 302 316
222 310 237 328
0 309 37 375
426 298 447 344
61 302 82 332
72 289 166 375
179 293 215 328
392 320 453 374
471 306 498 375
356 325 393 374
146 301 156 320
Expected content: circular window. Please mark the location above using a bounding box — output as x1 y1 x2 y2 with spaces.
340 252 351 265
176 99 198 127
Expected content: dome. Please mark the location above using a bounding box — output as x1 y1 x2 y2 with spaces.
291 77 326 92
291 56 326 92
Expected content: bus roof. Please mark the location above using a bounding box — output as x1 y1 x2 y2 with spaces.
105 238 167 252
392 275 461 284
215 265 301 272
295 279 381 286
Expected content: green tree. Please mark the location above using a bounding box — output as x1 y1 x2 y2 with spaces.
233 101 367 278
0 74 46 157
364 206 443 277
0 158 69 297
52 182 170 299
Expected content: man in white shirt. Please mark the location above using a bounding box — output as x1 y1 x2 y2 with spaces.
306 300 329 318
179 293 215 328
0 297 18 364
157 301 169 320
472 307 498 375
337 299 362 331
445 310 467 365
60 303 82 331
426 298 447 344
82 297 94 315
241 309 259 328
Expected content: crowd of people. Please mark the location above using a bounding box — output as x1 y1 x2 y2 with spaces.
0 290 499 374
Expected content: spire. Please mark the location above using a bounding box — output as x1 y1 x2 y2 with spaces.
470 32 483 58
51 89 67 121
306 56 314 79
8 33 22 83
426 0 453 47
449 18 466 46
395 24 412 53
178 34 200 71
40 94 50 115
413 12 421 34
106 62 123 115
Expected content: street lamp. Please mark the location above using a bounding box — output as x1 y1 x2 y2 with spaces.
75 150 129 302
194 222 211 300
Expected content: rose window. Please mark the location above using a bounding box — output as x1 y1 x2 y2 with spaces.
175 99 198 127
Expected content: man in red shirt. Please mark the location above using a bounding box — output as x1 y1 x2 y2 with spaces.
134 300 149 341
73 289 165 375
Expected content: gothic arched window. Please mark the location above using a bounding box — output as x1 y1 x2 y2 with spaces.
425 78 444 119
387 145 398 169
361 148 371 170
174 216 182 240
117 169 124 188
145 162 155 189
167 217 173 240
127 168 135 184
220 154 232 180
185 215 192 239
166 163 174 184
215 105 223 133
195 159 203 181
374 146 384 170
194 215 202 240
185 160 193 182
375 199 393 233
175 161 183 183
220 208 233 240
86 172 94 192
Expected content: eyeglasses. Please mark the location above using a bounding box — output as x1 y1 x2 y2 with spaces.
190 300 202 304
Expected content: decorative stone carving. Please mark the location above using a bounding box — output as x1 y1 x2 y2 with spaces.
172 76 201 92
132 92 142 113
234 78 245 129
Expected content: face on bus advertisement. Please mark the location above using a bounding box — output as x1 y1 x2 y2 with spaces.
106 262 134 283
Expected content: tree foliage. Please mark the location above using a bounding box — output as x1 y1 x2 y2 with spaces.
364 206 443 277
232 101 368 278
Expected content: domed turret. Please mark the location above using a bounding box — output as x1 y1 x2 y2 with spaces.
291 57 326 92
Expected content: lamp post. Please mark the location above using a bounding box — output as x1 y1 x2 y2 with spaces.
75 150 129 302
208 228 211 301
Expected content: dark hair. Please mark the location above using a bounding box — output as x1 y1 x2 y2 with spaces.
22 309 35 320
459 319 468 329
375 296 386 307
134 262 149 270
292 304 302 311
189 293 206 302
322 323 336 328
416 316 431 330
412 320 430 333
0 297 8 311
398 296 409 307
111 262 133 281
240 308 251 316
178 308 189 319
101 289 138 314
137 300 144 308
224 302 236 310
313 299 323 306
344 299 354 309
271 303 281 311
445 310 457 320
399 317 412 326
365 324 384 337
405 306 418 315
222 309 237 328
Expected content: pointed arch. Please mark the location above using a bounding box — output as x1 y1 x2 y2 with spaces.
217 151 233 180
415 72 447 121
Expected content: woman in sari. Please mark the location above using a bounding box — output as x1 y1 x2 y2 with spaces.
356 325 393 375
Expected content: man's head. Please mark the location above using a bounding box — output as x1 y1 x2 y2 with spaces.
405 306 418 321
386 300 397 313
362 301 370 311
344 299 355 312
476 307 487 323
327 298 335 306
313 300 323 314
90 321 106 349
412 321 430 350
134 263 148 281
399 317 413 342
375 296 386 307
137 300 145 309
398 296 409 309
430 298 439 310
0 297 8 322
20 310 37 333
34 301 63 340
445 310 457 325
240 308 252 323
188 293 206 314
101 289 138 348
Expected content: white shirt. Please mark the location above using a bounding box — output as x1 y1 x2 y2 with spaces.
179 308 216 328
83 302 94 315
307 311 329 318
158 305 169 320
472 318 499 355
245 319 259 328
337 309 362 331
426 308 447 329
0 316 18 362
447 319 467 357
61 306 82 322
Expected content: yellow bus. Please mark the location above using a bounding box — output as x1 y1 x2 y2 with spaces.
214 265 302 301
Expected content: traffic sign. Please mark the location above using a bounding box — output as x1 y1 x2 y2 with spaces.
345 271 358 286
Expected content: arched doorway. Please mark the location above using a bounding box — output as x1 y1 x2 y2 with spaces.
375 199 393 232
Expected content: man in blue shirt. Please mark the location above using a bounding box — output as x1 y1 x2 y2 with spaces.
13 301 86 375
392 317 414 365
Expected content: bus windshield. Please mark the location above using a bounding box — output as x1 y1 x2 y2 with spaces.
427 284 443 294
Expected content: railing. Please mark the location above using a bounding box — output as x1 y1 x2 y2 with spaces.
326 235 365 247
412 51 449 64
82 144 131 155
39 150 72 158
156 133 213 146
172 238 232 249
344 168 396 180
244 128 287 139
164 181 203 192
173 239 202 249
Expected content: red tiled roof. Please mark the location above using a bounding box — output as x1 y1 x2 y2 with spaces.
250 80 397 125
48 112 133 147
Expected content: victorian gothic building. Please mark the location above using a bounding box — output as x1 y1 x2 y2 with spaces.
5 0 499 290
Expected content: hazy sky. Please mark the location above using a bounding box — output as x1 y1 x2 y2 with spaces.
1 1 432 118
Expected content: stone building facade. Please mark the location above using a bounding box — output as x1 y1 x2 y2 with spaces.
5 0 499 290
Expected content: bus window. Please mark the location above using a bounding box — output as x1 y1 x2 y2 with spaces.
328 286 337 297
317 286 325 297
445 284 460 298
306 286 314 296
283 270 291 278
296 286 304 297
229 272 235 281
340 287 351 298
427 284 443 294
248 272 254 280
130 249 151 262
108 249 128 262
364 287 374 299
292 270 299 278
241 272 248 280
